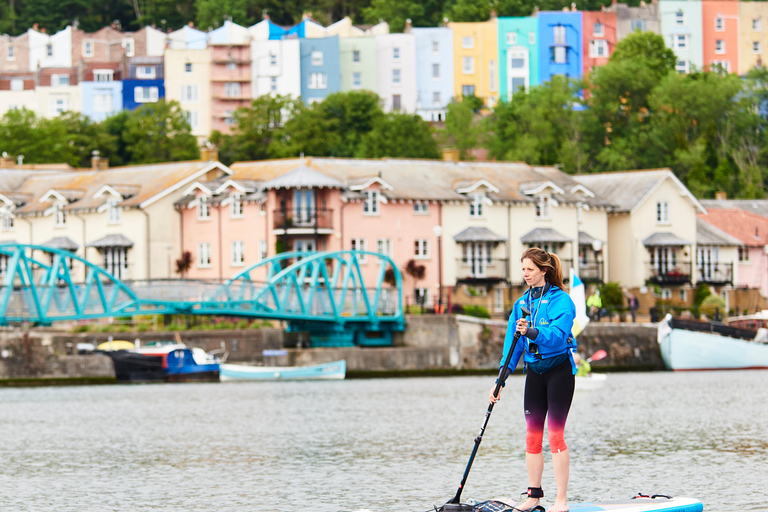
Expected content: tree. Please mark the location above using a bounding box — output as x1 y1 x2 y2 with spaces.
357 112 440 159
56 112 118 168
362 0 424 32
404 259 426 305
609 31 677 82
118 100 200 164
440 99 478 160
175 251 193 277
195 0 250 30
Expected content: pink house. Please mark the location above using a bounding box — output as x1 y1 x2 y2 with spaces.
210 43 252 134
177 158 444 306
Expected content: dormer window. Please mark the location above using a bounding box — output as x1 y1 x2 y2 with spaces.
55 204 66 226
363 190 379 215
230 193 243 218
198 196 211 220
536 196 550 219
414 201 429 215
108 199 121 224
469 194 484 218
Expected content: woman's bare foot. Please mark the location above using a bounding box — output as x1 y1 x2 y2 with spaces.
517 497 541 511
547 498 569 512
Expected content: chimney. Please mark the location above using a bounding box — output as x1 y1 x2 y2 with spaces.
571 2 577 11
33 23 38 31
91 150 109 170
490 9 498 19
532 6 539 16
0 152 13 168
715 191 727 201
442 148 460 163
404 18 413 33
200 142 219 162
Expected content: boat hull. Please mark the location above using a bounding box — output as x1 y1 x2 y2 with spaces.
660 328 768 371
220 360 346 381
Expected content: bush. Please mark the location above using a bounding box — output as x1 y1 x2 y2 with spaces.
99 325 115 333
598 282 624 308
235 319 250 329
693 283 711 306
214 321 235 330
165 322 186 331
116 326 131 333
136 324 150 332
72 325 91 333
700 294 726 319
463 305 491 319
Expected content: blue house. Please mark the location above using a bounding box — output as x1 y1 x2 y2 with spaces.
82 81 123 122
122 57 165 111
412 27 454 122
538 11 583 84
299 36 341 104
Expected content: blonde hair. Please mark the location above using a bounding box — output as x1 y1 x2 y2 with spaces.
522 247 565 289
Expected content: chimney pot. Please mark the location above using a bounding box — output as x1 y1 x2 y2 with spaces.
715 191 727 200
442 148 460 163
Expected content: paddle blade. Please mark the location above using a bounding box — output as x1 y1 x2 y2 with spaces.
588 349 607 362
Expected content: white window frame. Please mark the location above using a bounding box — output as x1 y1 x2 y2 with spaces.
184 62 193 74
506 32 518 45
494 287 505 313
529 32 536 45
414 201 429 215
181 84 199 103
715 16 724 32
554 25 566 45
489 60 496 92
230 193 244 218
676 34 688 50
753 19 762 31
308 72 327 90
225 82 241 97
231 241 245 266
51 74 70 87
2 213 14 231
197 242 212 268
536 196 551 219
656 201 670 224
54 203 66 227
462 56 475 75
197 196 211 220
10 78 23 91
393 47 400 60
352 72 362 89
462 37 474 49
7 44 15 60
675 10 685 26
414 239 430 259
107 199 121 224
392 68 401 84
184 110 199 130
676 60 689 74
134 86 159 103
593 22 604 37
351 238 368 263
352 50 361 63
432 91 441 106
83 39 94 57
311 50 324 66
94 69 114 82
432 40 439 52
710 60 730 73
415 287 430 306
46 43 53 57
715 40 725 54
754 41 762 54
94 92 113 113
432 63 440 79
739 246 750 263
259 239 268 260
136 65 156 79
589 39 609 58
469 194 484 218
377 238 393 258
363 190 380 215
123 37 135 57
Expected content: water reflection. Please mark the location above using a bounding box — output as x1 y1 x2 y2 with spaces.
0 371 765 511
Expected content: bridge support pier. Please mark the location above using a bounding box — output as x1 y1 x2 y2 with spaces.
287 321 398 348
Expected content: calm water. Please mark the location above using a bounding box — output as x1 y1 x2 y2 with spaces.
0 371 766 512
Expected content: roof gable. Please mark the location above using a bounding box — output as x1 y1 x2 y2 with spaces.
520 180 565 196
348 176 394 191
454 178 500 195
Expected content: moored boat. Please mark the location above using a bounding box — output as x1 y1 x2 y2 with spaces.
220 360 346 381
657 314 768 371
103 344 220 382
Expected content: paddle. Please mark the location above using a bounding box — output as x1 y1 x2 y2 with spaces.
441 306 532 512
587 349 607 363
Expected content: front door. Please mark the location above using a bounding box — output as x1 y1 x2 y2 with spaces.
293 189 314 227
697 246 717 280
294 238 316 255
507 46 529 101
471 243 488 278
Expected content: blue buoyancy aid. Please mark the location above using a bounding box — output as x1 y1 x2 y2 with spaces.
499 284 578 376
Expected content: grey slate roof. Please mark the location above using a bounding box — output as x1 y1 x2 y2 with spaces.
260 165 344 190
42 236 79 251
642 232 692 246
86 234 134 248
453 227 508 243
696 218 743 246
700 199 768 219
520 228 573 243
578 231 603 246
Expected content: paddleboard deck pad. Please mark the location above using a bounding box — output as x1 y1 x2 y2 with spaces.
432 496 702 512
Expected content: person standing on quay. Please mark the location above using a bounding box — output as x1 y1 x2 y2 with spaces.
490 248 577 512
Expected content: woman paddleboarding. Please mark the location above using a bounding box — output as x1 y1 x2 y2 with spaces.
490 248 577 512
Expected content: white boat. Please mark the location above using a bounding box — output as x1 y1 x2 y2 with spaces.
658 314 768 371
575 373 607 389
220 360 346 381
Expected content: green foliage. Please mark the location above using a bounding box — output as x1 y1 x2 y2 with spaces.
196 0 249 30
357 113 440 159
165 322 187 331
362 0 424 32
700 294 726 318
71 325 91 333
609 31 676 81
598 282 624 309
441 100 478 160
213 321 235 330
463 305 491 319
693 283 712 307
235 319 250 329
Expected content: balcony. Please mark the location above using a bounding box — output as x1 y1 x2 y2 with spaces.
579 262 603 283
455 258 508 283
697 262 733 285
273 208 334 234
646 261 692 285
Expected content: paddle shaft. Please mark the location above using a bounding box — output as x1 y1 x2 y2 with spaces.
449 308 530 505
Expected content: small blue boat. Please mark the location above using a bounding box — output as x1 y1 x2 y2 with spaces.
220 360 346 381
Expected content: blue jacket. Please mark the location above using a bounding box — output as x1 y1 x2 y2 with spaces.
499 285 577 376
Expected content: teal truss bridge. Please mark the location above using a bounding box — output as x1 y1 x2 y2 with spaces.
0 244 405 347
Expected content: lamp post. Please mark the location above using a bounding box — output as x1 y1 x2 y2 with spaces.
433 225 443 314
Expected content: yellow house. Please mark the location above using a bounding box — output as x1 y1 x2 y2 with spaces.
738 2 768 75
164 48 213 140
449 18 499 107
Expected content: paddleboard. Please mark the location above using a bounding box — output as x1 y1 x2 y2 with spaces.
445 496 702 512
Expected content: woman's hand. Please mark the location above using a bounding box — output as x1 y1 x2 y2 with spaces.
515 318 529 336
489 385 501 404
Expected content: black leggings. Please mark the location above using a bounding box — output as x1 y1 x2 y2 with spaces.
523 359 575 454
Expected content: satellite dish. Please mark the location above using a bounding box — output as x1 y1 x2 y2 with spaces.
591 240 603 252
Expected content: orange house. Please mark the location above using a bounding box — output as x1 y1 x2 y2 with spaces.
582 10 617 79
702 0 739 73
